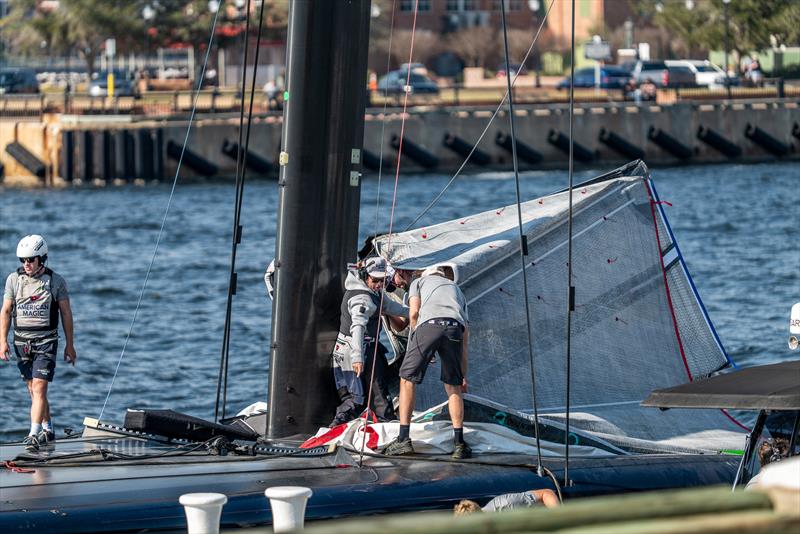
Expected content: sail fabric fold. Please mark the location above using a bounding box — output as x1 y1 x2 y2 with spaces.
375 163 744 453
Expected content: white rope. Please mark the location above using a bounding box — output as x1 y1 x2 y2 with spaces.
98 10 223 421
404 0 556 231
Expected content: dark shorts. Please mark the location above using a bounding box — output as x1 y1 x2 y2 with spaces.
400 320 464 386
15 340 57 382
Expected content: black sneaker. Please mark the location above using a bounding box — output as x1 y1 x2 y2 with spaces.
382 438 415 456
22 434 40 452
37 429 56 446
451 441 472 460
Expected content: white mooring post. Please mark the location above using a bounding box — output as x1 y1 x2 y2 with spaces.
179 492 227 534
264 486 313 532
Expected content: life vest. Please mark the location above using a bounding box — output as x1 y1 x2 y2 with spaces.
338 288 380 342
12 267 60 336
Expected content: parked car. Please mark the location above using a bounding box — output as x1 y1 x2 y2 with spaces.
399 62 429 76
557 66 632 89
88 70 138 97
664 64 700 88
665 59 738 88
624 60 696 88
0 68 40 94
376 70 439 95
496 63 526 78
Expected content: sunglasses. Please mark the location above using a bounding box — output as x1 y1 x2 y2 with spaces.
19 257 38 264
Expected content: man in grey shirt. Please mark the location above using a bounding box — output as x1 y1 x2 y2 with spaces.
384 265 471 459
1 235 76 452
453 489 560 514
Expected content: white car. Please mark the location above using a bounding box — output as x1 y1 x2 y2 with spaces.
665 60 727 88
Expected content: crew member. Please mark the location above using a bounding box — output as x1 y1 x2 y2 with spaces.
453 489 560 514
1 235 77 451
384 265 471 459
331 257 408 426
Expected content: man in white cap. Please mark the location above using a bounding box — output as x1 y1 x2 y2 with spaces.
1 235 76 451
330 257 408 426
384 265 471 459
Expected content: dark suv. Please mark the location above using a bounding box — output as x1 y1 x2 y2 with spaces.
0 68 40 94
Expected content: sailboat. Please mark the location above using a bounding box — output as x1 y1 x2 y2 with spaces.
2 2 747 533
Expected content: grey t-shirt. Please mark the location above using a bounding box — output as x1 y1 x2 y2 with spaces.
408 274 468 327
482 491 538 512
4 269 69 341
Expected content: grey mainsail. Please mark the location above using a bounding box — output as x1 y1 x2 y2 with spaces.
375 162 745 453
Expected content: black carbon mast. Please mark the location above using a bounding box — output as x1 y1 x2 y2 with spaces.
267 1 373 438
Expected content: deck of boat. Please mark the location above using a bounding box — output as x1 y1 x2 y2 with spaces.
1 431 740 533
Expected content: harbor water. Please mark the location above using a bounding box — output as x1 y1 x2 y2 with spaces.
0 162 796 440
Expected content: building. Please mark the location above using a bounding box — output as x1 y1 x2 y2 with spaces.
392 0 541 34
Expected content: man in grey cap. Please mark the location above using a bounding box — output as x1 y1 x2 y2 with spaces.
384 265 471 459
330 257 408 426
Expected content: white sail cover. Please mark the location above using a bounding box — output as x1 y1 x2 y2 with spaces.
375 162 746 453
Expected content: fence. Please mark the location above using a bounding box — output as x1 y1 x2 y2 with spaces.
1 80 797 118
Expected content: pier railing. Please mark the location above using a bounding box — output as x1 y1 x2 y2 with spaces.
2 80 798 119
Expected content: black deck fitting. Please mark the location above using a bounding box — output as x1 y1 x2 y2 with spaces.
442 132 491 166
362 149 394 172
598 128 645 160
136 129 155 180
547 129 595 162
221 139 278 176
166 139 219 177
115 130 136 181
792 122 800 142
647 127 693 160
77 130 94 181
60 130 74 182
697 125 742 158
5 141 46 179
744 124 790 157
495 132 543 164
101 131 113 182
390 134 439 169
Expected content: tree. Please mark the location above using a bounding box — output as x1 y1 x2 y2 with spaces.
639 0 800 60
448 27 497 69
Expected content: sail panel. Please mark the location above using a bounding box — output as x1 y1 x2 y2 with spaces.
377 164 742 451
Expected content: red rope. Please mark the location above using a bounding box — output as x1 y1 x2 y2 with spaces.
645 181 692 381
3 461 35 473
358 0 421 465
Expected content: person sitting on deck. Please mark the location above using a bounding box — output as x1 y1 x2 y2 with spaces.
453 489 560 514
383 265 471 459
746 437 789 489
330 257 408 426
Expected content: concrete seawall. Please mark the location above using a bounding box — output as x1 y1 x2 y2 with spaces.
1 99 798 186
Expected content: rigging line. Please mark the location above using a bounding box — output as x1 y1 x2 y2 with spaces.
564 0 576 488
402 0 556 232
358 0 421 469
219 0 267 422
98 9 222 421
223 0 268 421
499 0 543 477
372 0 398 238
216 0 255 423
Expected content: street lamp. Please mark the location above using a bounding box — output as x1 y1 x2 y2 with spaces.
528 0 541 87
142 5 155 68
723 0 731 101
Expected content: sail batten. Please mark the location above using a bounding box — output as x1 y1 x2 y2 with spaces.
376 162 745 453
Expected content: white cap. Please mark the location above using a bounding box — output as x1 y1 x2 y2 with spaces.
364 257 387 279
